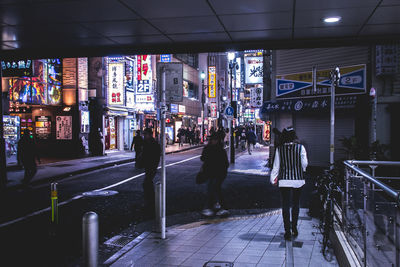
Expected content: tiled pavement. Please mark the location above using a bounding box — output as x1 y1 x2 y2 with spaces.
229 145 270 176
110 209 339 267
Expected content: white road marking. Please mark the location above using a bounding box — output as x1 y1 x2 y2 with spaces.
0 154 201 228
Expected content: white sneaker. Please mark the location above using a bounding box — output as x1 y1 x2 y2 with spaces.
202 209 214 217
216 209 230 217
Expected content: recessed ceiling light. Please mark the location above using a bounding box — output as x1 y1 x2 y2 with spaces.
323 16 341 23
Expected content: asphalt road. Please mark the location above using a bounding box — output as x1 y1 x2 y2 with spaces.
0 147 312 266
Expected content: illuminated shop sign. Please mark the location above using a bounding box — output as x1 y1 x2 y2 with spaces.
178 104 186 114
1 59 32 77
7 59 62 105
170 104 178 113
108 63 125 105
210 102 217 118
245 56 263 84
208 66 216 98
137 55 152 94
160 54 172 62
136 94 154 103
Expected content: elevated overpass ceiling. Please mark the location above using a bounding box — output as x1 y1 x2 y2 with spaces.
1 0 400 58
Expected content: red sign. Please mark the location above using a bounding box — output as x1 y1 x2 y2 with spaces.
210 102 217 118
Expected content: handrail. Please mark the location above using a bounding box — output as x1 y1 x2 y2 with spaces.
344 160 400 203
348 160 400 166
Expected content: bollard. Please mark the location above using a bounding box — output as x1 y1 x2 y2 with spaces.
51 183 58 224
155 182 162 234
82 212 98 267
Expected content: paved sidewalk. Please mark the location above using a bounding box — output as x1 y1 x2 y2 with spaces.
109 209 339 267
229 145 270 176
5 143 201 188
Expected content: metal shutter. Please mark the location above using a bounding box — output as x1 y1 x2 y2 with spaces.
294 112 355 167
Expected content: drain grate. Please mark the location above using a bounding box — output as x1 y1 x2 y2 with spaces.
104 235 134 248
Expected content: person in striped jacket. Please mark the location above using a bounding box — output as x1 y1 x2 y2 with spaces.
270 127 308 240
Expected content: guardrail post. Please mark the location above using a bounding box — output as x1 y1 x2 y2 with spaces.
83 212 98 267
51 183 58 224
363 181 367 267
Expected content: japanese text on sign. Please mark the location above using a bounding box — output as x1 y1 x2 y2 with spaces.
108 63 124 105
208 66 216 98
56 116 72 140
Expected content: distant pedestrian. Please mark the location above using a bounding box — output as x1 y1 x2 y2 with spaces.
270 127 308 240
177 127 184 147
131 130 144 163
246 127 257 155
17 130 40 186
200 133 229 217
141 128 161 217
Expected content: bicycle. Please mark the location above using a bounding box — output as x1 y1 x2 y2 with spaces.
316 169 343 261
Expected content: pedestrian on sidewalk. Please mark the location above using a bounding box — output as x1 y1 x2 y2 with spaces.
246 127 257 155
177 126 184 147
17 130 41 186
131 130 144 163
141 128 161 217
200 133 229 217
270 126 308 240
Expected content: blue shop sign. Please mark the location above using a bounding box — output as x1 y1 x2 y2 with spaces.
160 54 172 62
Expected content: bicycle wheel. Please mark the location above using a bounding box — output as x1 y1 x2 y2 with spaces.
322 198 333 261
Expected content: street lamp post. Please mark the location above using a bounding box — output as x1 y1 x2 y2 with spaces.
200 72 206 143
228 52 236 164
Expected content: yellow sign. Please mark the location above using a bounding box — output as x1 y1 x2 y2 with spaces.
208 66 216 98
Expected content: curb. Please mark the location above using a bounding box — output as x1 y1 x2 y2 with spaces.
6 145 204 190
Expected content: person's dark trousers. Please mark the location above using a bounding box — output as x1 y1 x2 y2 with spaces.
143 168 157 217
207 178 224 209
280 187 302 233
22 162 37 184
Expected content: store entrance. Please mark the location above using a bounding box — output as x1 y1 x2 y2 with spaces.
105 116 117 150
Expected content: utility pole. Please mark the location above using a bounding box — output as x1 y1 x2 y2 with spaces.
330 67 340 170
228 52 236 164
201 72 206 143
160 68 166 239
0 66 7 188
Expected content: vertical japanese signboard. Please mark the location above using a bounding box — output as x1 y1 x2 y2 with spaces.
210 102 217 117
245 56 263 84
108 63 124 105
56 116 72 140
208 66 216 98
137 55 152 94
78 57 88 102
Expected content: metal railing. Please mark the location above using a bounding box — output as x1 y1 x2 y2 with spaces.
342 160 400 267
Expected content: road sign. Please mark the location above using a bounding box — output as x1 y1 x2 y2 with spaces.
276 64 366 99
225 106 234 118
157 63 183 103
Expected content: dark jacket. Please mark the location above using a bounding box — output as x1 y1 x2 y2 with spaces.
246 130 257 144
141 137 161 170
200 143 229 180
17 136 39 166
131 135 144 152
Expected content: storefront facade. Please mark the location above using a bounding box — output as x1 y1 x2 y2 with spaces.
1 58 88 163
269 46 370 166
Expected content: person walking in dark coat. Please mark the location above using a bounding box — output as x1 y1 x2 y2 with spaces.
141 128 161 217
131 130 144 162
17 130 40 185
200 133 229 217
246 127 257 155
